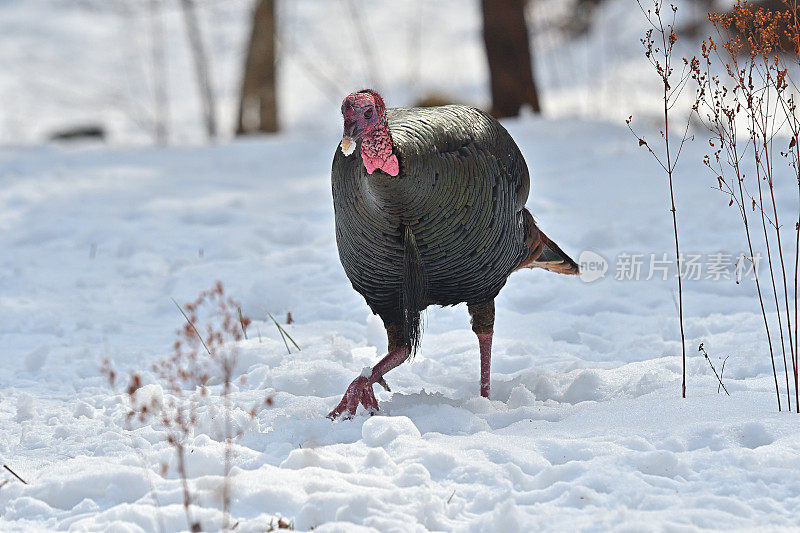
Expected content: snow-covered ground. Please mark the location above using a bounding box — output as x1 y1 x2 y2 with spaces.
2 115 800 531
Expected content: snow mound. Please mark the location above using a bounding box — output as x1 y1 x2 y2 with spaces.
362 416 422 447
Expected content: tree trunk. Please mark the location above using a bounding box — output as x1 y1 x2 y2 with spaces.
237 0 278 135
481 0 541 117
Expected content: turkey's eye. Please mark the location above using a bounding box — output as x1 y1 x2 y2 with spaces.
363 108 373 119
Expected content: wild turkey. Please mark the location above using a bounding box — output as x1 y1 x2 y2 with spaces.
328 89 579 419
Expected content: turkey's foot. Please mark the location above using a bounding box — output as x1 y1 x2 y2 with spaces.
327 373 379 420
328 345 409 420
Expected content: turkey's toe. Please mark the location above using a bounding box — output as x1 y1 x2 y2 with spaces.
327 376 379 420
376 376 391 392
361 385 379 413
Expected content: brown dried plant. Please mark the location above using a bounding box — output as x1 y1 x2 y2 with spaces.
698 342 731 395
104 282 271 531
628 0 692 398
690 0 800 411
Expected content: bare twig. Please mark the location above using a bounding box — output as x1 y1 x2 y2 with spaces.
631 0 689 398
698 343 730 396
3 465 28 485
262 308 301 353
268 314 290 354
718 355 730 394
171 297 211 355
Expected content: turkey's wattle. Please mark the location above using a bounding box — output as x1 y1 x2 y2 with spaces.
329 89 580 419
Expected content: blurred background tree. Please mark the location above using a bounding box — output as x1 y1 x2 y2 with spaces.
237 0 278 135
481 0 541 117
1 0 731 146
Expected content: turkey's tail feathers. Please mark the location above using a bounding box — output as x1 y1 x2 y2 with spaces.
517 208 580 275
401 225 426 355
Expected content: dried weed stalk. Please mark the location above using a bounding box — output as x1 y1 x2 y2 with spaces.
698 342 731 395
104 282 271 531
628 0 692 398
690 0 800 411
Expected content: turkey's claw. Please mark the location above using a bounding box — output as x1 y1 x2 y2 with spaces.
327 375 379 420
376 376 391 392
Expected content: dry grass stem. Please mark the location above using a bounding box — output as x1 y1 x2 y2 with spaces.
3 465 27 485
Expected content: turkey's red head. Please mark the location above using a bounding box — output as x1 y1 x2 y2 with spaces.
340 89 385 156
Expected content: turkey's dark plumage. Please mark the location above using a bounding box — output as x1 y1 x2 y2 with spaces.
326 92 579 419
332 105 575 352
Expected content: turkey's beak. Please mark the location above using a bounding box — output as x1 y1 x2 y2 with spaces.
343 119 359 138
341 119 361 156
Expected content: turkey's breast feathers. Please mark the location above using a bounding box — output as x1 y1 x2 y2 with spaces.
332 105 531 317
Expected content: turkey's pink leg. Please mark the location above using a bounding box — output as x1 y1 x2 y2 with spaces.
371 345 410 380
468 300 495 399
327 345 410 420
478 333 493 398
